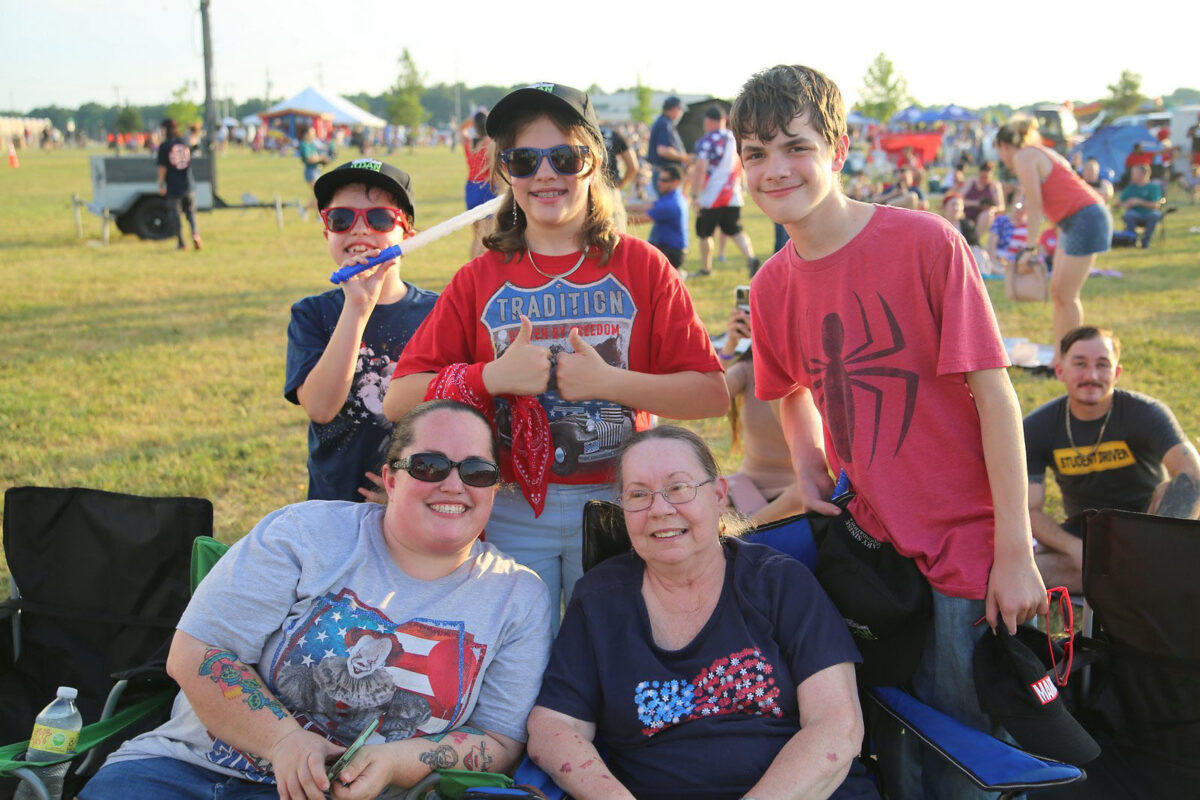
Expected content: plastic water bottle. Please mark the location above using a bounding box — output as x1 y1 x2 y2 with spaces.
14 687 82 800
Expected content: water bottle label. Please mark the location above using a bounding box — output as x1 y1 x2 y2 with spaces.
29 724 78 754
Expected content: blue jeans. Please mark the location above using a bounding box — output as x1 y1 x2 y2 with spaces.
483 482 615 631
80 757 277 800
1122 207 1161 245
871 590 1010 799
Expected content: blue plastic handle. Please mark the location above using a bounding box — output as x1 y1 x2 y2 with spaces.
328 244 403 284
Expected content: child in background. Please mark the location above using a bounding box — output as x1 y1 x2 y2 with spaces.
717 303 795 526
284 160 438 502
626 163 689 271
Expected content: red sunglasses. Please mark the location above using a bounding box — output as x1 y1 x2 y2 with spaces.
1046 586 1074 687
320 206 410 234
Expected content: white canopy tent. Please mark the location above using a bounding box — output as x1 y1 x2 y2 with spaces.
263 87 388 128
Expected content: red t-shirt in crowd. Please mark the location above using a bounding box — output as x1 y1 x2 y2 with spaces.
395 234 722 485
751 206 1010 599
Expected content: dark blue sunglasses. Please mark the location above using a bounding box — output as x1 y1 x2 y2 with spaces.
500 145 590 178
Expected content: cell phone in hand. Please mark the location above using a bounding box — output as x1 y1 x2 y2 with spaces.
735 285 750 312
326 716 380 784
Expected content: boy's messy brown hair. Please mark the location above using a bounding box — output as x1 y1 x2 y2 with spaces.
729 64 847 151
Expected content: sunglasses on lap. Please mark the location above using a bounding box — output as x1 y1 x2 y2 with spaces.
321 206 409 233
391 452 501 488
500 145 590 178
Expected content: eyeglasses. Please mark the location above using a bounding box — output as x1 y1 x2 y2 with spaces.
1046 586 1074 687
390 453 501 488
500 145 590 178
620 479 713 512
321 206 409 234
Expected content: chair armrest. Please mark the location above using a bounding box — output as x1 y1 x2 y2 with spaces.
867 686 1084 793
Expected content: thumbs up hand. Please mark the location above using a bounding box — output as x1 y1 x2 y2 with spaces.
482 315 553 397
556 328 614 402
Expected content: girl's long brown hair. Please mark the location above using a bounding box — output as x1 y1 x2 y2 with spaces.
481 106 619 265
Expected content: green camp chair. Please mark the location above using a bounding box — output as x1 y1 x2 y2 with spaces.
0 487 224 799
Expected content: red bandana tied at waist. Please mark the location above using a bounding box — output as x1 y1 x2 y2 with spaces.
424 363 552 516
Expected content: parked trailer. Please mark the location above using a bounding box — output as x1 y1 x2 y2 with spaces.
88 155 216 240
83 155 297 241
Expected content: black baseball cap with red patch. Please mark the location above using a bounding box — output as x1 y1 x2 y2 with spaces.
485 83 601 139
974 627 1100 765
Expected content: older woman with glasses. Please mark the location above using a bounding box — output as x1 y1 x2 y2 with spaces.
527 426 878 800
83 400 552 800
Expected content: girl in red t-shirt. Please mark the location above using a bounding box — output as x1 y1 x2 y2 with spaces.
385 84 726 622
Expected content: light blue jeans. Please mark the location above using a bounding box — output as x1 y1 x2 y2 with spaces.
871 589 1013 799
484 482 615 631
81 757 279 800
81 756 408 799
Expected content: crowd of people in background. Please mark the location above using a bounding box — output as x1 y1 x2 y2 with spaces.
13 61 1194 800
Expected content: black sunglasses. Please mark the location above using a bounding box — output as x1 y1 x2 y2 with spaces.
391 452 501 488
321 206 408 234
500 145 590 178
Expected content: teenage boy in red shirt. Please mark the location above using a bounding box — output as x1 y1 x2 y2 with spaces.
731 64 1047 798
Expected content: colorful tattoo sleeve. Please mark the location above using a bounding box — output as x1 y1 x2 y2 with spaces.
199 648 288 720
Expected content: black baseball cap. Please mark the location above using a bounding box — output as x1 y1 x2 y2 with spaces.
314 158 416 221
486 83 601 139
974 627 1100 766
703 105 725 121
663 95 684 112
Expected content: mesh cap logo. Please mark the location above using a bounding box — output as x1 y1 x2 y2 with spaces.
529 83 556 93
350 159 383 172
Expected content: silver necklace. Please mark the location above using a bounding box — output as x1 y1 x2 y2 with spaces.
1065 401 1114 460
526 248 586 281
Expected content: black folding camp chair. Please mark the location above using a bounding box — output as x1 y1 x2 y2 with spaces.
0 486 214 798
1036 509 1200 799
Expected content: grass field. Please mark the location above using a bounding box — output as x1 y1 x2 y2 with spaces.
1 147 1198 592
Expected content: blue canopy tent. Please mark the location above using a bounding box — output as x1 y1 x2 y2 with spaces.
847 110 877 127
937 104 978 123
890 105 924 125
1069 125 1160 182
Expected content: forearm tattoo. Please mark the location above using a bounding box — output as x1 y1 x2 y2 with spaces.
199 648 288 720
419 744 459 769
463 740 494 772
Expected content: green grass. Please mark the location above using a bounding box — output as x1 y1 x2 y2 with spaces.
2 148 1199 593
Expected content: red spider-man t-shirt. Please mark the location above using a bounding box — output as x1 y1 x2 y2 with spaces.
751 206 1010 599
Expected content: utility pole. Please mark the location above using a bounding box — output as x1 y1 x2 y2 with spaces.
199 0 221 200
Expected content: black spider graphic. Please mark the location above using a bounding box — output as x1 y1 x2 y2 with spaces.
801 292 918 465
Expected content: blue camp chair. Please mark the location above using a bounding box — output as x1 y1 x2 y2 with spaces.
546 498 1085 799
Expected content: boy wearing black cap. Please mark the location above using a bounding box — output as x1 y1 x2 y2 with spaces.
284 159 437 502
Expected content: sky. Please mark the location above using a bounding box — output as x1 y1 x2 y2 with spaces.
3 0 1198 115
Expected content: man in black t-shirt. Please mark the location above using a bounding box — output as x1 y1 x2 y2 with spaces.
156 118 201 250
1024 327 1200 591
601 124 638 232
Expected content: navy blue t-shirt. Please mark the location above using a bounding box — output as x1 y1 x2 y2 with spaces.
156 136 195 195
537 538 873 800
284 282 438 501
647 114 683 168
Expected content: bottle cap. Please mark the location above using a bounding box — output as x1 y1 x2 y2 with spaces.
56 686 78 700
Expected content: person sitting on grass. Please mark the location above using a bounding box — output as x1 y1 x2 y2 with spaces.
717 303 795 525
285 159 438 502
1024 327 1200 593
